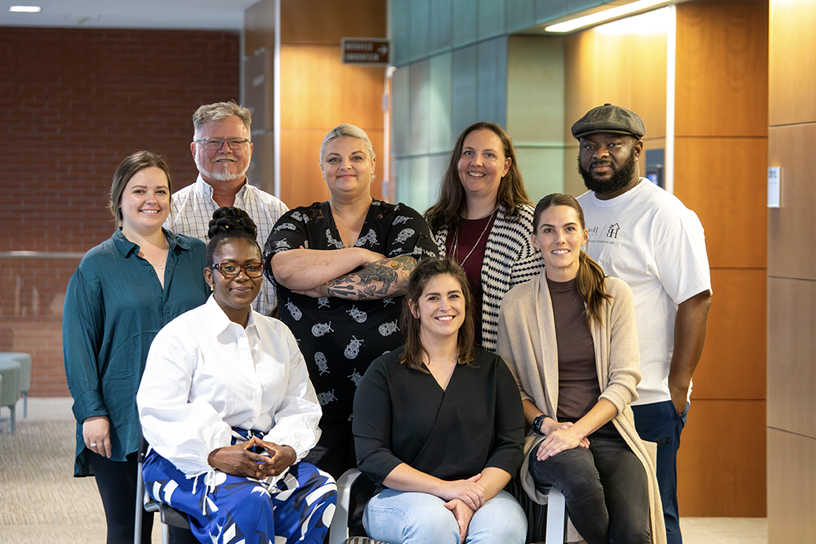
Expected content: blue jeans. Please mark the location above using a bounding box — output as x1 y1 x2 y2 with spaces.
632 400 688 544
363 488 527 544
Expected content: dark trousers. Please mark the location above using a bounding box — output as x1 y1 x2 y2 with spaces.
88 451 154 544
528 423 651 544
632 400 688 544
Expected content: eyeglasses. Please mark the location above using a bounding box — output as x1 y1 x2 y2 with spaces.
209 261 264 278
195 138 250 151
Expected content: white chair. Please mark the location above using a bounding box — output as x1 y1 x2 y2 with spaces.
328 468 361 544
544 487 582 544
327 468 389 544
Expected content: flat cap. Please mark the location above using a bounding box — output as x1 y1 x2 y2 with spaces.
571 103 645 140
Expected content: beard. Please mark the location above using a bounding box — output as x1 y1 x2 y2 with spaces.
195 155 248 182
578 150 638 195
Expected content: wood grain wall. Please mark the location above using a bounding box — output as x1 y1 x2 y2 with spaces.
767 0 816 539
245 0 386 208
563 1 768 517
562 8 668 197
673 0 768 517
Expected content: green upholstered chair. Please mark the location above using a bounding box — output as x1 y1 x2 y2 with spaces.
0 353 31 417
0 358 21 434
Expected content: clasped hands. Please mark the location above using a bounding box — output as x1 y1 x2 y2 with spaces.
536 418 591 461
439 474 485 544
207 436 296 480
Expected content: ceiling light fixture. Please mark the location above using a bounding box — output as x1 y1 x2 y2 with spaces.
545 0 669 33
9 5 42 12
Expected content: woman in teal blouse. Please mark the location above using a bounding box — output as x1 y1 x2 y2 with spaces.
63 151 210 544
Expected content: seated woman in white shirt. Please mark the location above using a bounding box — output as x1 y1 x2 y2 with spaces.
137 207 336 544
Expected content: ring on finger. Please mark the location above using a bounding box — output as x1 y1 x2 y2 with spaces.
90 442 98 447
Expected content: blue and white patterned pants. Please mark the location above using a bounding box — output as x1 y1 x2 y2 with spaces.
143 428 337 544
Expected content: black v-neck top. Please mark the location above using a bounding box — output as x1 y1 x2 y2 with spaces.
353 346 525 490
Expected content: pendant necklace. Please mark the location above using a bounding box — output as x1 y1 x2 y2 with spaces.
145 246 169 270
451 207 497 266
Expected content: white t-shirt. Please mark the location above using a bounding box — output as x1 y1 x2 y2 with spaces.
577 179 712 405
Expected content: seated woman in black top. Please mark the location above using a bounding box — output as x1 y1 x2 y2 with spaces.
352 258 526 544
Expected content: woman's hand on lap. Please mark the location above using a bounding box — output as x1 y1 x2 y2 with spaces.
536 425 588 460
208 437 277 479
554 421 590 449
444 498 474 544
258 439 297 476
438 474 485 510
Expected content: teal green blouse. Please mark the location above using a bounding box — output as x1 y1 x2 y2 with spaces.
63 228 210 476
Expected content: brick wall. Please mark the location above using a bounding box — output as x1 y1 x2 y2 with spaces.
0 27 240 396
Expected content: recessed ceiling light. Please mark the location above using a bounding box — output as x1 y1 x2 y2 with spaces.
9 5 42 12
545 0 668 33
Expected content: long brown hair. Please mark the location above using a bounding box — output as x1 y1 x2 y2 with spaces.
398 258 476 372
425 122 531 233
533 193 612 324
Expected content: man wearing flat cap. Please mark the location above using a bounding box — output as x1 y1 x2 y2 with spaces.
574 104 712 544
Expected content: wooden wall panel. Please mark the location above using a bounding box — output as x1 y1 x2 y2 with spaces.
277 0 386 208
561 1 768 518
767 277 816 437
564 9 668 142
281 0 386 45
677 399 766 517
672 2 768 517
692 268 765 400
768 1 816 541
767 429 816 544
673 137 767 269
280 45 385 130
674 1 768 137
768 0 816 126
767 124 816 280
280 128 384 208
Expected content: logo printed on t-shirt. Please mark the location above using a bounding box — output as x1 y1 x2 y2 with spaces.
606 223 620 238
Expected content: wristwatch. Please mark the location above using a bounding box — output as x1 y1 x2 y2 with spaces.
531 415 545 435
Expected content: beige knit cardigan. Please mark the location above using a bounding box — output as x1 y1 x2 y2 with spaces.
496 271 667 544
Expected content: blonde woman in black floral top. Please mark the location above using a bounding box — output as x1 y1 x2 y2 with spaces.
264 123 438 479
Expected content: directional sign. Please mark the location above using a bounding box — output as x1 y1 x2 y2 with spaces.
341 38 390 65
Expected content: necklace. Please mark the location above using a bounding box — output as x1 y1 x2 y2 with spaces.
144 246 169 270
451 207 496 266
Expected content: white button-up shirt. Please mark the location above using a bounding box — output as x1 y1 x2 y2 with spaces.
137 295 321 478
164 175 289 316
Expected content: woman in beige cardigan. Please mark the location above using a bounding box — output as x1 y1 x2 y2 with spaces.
496 193 666 544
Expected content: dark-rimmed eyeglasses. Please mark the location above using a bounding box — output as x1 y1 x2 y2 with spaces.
209 261 264 278
195 138 250 151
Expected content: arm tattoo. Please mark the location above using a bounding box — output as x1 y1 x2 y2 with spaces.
326 256 417 300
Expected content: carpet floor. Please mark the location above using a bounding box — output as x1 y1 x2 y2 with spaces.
0 418 157 544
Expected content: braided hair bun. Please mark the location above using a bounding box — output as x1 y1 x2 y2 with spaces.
206 207 261 265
